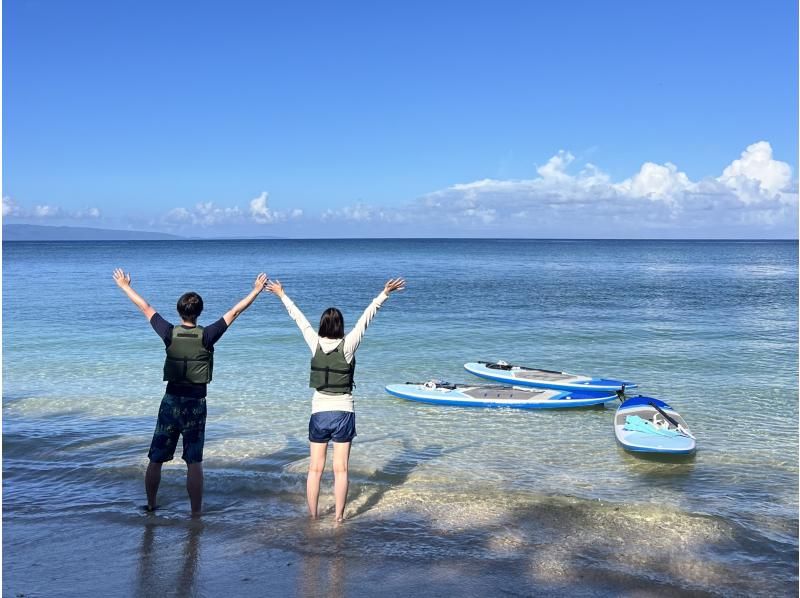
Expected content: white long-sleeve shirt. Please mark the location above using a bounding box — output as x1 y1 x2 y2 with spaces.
280 291 389 413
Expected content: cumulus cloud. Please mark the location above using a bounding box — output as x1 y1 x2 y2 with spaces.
249 192 277 224
614 162 692 203
320 203 414 226
75 207 102 219
164 207 193 224
325 141 796 236
537 150 575 180
163 202 243 227
2 196 21 217
161 192 303 230
249 191 303 224
33 205 62 218
717 141 793 203
3 198 103 222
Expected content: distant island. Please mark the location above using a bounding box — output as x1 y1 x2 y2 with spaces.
3 224 184 241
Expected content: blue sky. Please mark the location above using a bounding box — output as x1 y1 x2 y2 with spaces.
3 0 798 237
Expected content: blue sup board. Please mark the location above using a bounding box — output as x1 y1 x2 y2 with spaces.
614 396 696 455
385 381 617 409
464 361 636 393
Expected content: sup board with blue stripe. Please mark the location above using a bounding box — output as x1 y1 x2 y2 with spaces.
464 361 636 393
385 381 617 409
614 395 696 455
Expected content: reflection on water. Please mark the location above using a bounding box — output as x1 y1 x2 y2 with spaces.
136 519 203 598
297 522 347 598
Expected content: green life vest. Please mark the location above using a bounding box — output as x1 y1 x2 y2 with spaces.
309 339 355 394
163 325 213 384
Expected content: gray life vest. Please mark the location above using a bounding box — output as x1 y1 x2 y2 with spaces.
163 325 213 384
309 339 355 394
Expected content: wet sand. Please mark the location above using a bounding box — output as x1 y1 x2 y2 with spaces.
6 492 790 598
3 518 705 598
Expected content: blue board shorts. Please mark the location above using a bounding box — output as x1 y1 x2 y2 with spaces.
309 411 356 443
148 393 207 464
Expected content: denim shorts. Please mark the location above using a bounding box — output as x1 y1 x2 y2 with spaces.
148 393 207 464
308 411 356 443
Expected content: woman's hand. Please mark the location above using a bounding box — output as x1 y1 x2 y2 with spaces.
113 268 131 289
254 273 269 293
383 278 406 295
265 279 285 297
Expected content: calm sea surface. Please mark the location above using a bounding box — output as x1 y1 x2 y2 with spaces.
4 239 798 594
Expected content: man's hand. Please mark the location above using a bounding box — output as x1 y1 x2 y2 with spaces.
383 278 406 295
265 280 285 298
222 273 272 326
113 268 131 289
113 268 156 320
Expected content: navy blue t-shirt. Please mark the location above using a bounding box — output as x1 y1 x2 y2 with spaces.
150 313 228 398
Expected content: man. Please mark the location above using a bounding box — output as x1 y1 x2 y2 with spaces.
113 268 268 515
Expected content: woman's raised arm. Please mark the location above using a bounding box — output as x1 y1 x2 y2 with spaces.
266 280 319 353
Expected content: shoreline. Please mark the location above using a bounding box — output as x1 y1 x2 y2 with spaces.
1 517 732 598
4 483 797 597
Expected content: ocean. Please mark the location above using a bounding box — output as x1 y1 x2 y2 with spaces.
3 239 798 596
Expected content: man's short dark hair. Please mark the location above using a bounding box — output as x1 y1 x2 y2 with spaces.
177 292 203 324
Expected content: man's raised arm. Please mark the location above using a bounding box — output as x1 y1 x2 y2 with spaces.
223 273 269 326
113 268 157 321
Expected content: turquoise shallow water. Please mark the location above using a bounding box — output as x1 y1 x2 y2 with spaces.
3 239 798 594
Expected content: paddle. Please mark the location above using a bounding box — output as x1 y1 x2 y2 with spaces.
407 380 458 390
649 401 696 439
649 401 679 427
478 360 563 374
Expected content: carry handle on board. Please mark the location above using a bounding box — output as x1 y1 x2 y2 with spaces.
649 401 680 428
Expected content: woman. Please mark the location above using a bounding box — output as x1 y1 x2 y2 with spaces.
266 277 406 522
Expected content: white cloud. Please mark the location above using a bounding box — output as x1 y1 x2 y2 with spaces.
3 143 794 238
163 202 242 227
614 162 692 202
75 207 101 219
33 205 61 218
160 192 302 230
326 141 796 236
195 201 242 225
3 199 102 222
321 203 407 224
248 192 303 224
249 192 276 223
164 207 192 224
717 141 793 203
536 150 575 180
2 196 21 217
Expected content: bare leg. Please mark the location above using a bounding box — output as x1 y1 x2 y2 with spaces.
187 462 204 515
307 442 328 519
332 442 351 522
145 461 163 510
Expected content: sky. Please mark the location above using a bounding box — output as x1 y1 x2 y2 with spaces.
3 0 798 238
